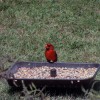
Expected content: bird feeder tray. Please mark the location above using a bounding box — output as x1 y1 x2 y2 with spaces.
4 62 100 88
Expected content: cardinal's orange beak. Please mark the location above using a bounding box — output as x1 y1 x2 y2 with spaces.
45 44 48 49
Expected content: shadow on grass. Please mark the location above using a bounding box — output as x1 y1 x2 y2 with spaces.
43 87 84 97
7 87 23 95
7 80 100 97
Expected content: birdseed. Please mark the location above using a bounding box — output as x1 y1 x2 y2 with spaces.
14 66 97 79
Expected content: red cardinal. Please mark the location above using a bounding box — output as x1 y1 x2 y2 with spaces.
45 43 57 63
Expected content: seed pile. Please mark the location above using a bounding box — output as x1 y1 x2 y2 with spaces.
14 66 97 79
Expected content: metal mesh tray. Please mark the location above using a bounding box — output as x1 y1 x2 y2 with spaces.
5 62 100 88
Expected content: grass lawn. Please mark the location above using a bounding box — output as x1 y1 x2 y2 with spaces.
0 0 100 99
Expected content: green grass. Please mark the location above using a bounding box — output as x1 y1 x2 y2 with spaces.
0 0 100 99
